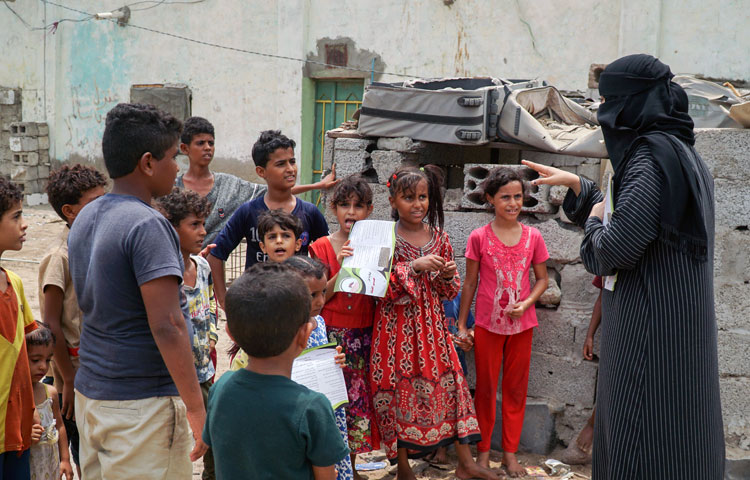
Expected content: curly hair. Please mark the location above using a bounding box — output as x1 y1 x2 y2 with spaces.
257 209 303 240
329 174 373 208
251 130 296 168
0 177 23 218
102 103 182 179
26 321 55 347
46 164 108 223
180 116 215 145
155 187 212 228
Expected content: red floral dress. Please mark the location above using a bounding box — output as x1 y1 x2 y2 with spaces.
370 229 481 461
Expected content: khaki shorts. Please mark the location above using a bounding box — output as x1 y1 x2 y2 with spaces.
75 390 192 480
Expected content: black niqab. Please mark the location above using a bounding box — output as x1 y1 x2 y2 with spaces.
597 54 708 261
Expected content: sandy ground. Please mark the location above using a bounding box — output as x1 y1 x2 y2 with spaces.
8 204 592 480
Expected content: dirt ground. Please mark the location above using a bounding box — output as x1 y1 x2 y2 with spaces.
9 204 592 480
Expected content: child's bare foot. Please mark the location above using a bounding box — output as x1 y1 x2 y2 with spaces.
476 450 491 469
576 423 594 454
395 463 417 480
456 461 500 480
426 446 449 465
351 454 367 480
503 451 526 477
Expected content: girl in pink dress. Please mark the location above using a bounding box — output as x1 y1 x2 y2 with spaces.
457 167 549 477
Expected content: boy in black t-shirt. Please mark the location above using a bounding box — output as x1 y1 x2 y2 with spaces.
208 130 328 307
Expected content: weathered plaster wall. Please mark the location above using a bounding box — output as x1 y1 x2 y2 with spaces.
2 1 749 172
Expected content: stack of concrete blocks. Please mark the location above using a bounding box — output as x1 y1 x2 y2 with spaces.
9 122 51 204
0 87 22 178
323 129 750 470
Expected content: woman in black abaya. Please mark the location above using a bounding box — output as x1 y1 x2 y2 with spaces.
524 54 724 479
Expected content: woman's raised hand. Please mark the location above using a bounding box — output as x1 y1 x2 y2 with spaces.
521 160 582 196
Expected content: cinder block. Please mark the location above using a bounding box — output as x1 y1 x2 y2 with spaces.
714 226 750 286
369 183 393 222
694 128 750 181
36 123 49 136
558 263 601 318
443 211 494 257
322 136 335 172
717 331 750 378
538 277 561 306
9 122 39 136
555 404 595 445
549 185 568 206
376 136 425 152
720 377 750 449
9 136 38 152
443 188 463 212
11 152 39 166
533 308 576 357
714 283 750 332
527 352 597 407
24 193 48 207
526 218 584 264
17 179 47 195
576 163 601 184
725 452 750 480
37 164 50 178
334 137 374 151
462 163 555 214
0 88 19 105
491 400 559 455
714 178 750 229
37 136 49 150
370 150 418 184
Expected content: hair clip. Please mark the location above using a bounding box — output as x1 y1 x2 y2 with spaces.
419 167 425 172
392 174 398 179
386 181 391 187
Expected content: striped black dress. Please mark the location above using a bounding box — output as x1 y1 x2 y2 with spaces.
563 144 725 479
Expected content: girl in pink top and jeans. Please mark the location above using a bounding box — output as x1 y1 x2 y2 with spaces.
457 167 549 477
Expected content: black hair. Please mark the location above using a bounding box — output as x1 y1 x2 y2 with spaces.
257 209 303 240
329 174 373 208
156 187 212 228
101 103 183 179
25 321 55 347
225 262 311 358
180 116 215 145
46 164 108 223
251 130 296 168
0 177 24 218
387 165 445 231
283 256 326 281
481 167 526 200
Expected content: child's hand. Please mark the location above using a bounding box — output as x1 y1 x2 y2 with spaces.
319 163 340 190
199 244 216 258
61 384 75 420
441 260 457 280
508 301 528 319
336 240 354 267
583 335 595 360
453 327 474 351
60 459 74 479
334 345 346 369
31 424 44 444
412 255 446 273
209 339 217 353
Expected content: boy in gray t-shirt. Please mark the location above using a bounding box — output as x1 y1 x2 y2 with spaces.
176 116 338 245
68 103 207 479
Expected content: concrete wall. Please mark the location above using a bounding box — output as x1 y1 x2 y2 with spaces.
2 1 749 174
325 128 750 466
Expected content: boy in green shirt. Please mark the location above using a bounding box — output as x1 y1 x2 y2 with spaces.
203 263 348 479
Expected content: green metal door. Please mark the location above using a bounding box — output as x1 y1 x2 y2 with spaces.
311 80 364 206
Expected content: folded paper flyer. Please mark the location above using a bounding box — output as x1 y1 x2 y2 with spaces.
334 220 396 298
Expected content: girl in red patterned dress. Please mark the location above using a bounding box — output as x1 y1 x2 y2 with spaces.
457 167 549 477
371 166 498 480
309 175 380 480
